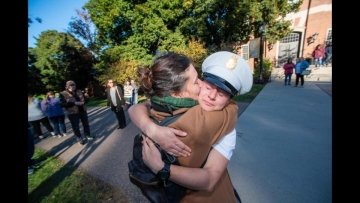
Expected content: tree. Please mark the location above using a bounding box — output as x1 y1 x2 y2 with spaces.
28 48 46 94
28 17 42 27
248 0 303 43
68 8 99 54
31 30 95 91
83 0 301 84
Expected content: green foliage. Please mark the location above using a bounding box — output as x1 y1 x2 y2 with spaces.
31 30 95 92
249 0 302 42
85 0 300 56
232 84 265 102
68 8 99 54
254 58 273 83
86 98 108 107
172 38 208 73
28 48 47 94
29 0 301 95
98 58 141 86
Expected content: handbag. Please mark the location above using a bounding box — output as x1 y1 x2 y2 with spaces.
128 114 186 203
301 69 311 75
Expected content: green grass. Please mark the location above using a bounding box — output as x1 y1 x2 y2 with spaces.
86 97 108 107
232 84 265 103
28 148 128 203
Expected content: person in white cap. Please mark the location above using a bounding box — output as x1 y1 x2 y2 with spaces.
128 51 252 202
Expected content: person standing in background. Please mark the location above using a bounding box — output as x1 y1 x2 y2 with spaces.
130 79 138 105
28 93 55 139
283 58 295 86
294 57 309 87
60 80 93 145
41 91 67 138
123 80 134 108
106 79 127 129
325 42 332 66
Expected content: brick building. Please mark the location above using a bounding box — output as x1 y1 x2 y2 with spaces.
241 0 332 69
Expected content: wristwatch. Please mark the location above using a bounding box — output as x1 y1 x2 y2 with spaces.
157 162 171 185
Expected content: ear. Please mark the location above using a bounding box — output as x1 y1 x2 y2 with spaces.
170 91 182 98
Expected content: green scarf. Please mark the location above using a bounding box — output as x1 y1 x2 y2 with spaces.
151 96 198 111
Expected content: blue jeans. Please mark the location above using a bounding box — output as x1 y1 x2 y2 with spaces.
325 54 332 65
49 115 66 135
284 73 292 85
314 57 323 67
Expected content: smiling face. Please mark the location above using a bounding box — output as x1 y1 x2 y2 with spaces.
197 80 231 111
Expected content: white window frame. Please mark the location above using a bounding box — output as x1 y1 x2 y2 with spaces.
241 44 249 61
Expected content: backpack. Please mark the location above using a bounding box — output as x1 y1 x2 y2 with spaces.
128 114 186 203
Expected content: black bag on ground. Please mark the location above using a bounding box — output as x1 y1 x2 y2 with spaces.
128 114 186 203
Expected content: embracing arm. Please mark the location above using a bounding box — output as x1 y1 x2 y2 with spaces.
128 102 191 156
143 136 228 192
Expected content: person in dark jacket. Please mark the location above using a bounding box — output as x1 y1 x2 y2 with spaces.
60 80 93 145
106 79 127 129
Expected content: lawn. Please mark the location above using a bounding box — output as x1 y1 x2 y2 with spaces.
232 84 265 102
28 148 128 203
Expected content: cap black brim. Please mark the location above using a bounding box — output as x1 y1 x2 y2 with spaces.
203 77 233 96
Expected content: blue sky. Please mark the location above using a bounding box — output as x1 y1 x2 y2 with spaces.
28 0 89 48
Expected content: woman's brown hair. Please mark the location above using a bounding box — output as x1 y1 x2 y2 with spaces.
138 52 192 97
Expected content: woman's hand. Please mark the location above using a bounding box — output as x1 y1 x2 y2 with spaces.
145 124 191 157
142 136 164 174
128 102 191 157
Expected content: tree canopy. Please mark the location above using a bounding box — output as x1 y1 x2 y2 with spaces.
29 0 302 94
30 30 95 92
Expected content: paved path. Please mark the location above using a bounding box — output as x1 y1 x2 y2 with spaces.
229 66 332 203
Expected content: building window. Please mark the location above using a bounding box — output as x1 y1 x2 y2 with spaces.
241 44 249 60
280 33 300 43
326 28 332 43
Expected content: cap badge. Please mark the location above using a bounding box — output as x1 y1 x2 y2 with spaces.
225 55 238 70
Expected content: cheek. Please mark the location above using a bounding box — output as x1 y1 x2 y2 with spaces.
215 98 230 108
194 85 201 95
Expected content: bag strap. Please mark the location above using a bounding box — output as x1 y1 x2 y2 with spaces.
157 113 183 127
115 87 122 101
147 113 184 164
234 188 242 203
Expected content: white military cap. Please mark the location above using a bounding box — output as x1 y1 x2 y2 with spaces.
202 51 253 96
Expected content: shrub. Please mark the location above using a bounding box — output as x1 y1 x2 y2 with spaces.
253 58 273 83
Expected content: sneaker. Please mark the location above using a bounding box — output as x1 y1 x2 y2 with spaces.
50 132 56 136
79 139 87 145
86 135 94 140
62 133 68 137
57 134 62 138
77 137 87 145
38 135 45 139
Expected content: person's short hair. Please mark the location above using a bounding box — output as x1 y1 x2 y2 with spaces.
65 80 76 88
